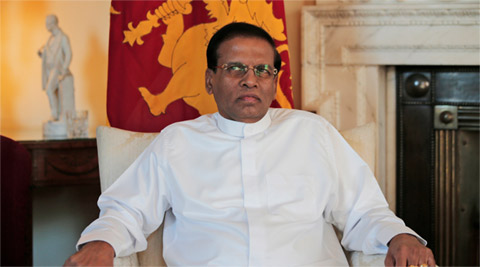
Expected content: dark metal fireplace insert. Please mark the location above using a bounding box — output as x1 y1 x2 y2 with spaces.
396 66 479 266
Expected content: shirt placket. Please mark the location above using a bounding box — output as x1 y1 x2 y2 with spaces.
241 135 266 266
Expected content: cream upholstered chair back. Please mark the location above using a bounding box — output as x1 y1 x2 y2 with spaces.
96 124 385 266
339 122 386 266
96 126 165 266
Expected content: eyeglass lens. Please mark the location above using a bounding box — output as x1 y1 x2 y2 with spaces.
222 63 277 78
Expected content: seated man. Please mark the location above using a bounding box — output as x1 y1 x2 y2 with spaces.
65 22 435 266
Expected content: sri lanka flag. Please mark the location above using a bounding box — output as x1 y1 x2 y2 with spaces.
107 0 293 132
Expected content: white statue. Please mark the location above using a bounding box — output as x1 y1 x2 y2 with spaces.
38 14 75 138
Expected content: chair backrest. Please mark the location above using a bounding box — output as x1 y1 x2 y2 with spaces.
340 123 387 266
96 126 165 266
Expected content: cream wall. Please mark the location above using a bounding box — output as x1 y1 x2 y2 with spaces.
1 0 312 140
1 1 110 139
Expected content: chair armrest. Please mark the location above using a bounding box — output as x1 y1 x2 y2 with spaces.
113 254 139 266
346 251 385 267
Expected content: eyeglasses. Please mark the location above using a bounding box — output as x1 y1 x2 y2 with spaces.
215 62 278 79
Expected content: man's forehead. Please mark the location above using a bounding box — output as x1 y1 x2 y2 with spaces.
217 37 275 60
220 36 270 47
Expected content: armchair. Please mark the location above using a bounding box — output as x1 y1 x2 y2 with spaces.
96 124 385 266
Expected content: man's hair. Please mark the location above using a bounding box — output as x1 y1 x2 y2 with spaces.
206 22 281 72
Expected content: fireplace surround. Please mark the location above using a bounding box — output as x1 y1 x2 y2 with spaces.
302 0 479 208
302 1 479 264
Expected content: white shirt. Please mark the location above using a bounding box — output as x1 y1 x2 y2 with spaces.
78 108 421 266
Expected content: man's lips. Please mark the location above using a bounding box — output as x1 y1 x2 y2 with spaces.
237 94 260 103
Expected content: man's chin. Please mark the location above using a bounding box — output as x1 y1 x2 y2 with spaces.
235 109 269 123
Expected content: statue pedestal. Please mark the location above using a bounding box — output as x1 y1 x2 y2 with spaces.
43 120 67 139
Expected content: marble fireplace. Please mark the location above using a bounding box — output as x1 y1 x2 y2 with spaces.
301 1 479 265
302 0 479 207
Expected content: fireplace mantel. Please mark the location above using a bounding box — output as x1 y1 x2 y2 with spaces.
302 0 479 208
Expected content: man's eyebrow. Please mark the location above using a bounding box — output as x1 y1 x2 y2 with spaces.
227 62 272 66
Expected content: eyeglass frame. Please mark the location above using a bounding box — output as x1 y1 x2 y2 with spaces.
214 62 278 79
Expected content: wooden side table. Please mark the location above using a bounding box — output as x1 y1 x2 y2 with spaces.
15 138 100 265
20 138 100 187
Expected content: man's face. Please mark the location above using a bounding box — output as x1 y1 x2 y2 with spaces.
205 36 278 123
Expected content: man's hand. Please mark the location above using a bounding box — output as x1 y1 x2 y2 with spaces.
385 234 436 267
63 241 115 266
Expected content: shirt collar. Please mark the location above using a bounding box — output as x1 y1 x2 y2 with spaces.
214 110 272 138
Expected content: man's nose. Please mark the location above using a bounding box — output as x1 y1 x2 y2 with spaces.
240 68 258 88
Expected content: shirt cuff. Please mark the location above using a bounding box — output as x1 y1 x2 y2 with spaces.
76 230 121 257
376 224 427 247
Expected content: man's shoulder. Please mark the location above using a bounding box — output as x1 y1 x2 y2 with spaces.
269 108 331 127
161 113 216 135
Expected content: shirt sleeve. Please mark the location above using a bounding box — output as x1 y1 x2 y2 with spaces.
76 136 172 257
323 123 426 254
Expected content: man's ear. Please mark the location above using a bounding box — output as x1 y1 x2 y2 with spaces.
205 69 214 95
273 74 279 95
